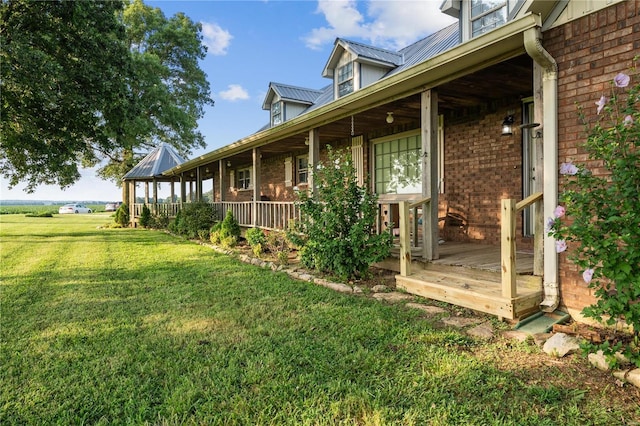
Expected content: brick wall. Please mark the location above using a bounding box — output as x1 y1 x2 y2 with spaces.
544 1 640 314
441 106 530 248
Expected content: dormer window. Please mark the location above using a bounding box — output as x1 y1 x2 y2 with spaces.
471 0 508 37
271 101 282 126
337 62 354 97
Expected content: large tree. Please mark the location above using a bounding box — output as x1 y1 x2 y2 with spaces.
1 0 213 192
1 0 130 191
98 0 213 183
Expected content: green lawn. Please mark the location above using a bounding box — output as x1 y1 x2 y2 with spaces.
1 214 638 425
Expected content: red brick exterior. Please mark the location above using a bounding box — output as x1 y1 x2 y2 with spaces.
543 1 640 313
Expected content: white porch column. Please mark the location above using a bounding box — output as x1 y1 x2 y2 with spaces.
252 148 261 227
152 178 158 214
421 89 439 261
308 128 320 197
144 181 150 205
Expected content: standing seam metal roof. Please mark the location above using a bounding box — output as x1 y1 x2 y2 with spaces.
123 143 186 180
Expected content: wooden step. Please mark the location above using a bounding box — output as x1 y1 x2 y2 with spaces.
396 267 543 320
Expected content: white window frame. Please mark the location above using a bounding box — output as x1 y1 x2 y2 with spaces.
469 0 508 38
271 101 282 126
296 155 309 185
337 62 354 98
237 168 252 190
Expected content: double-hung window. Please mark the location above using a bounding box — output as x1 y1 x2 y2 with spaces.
297 155 308 184
237 168 251 190
337 62 354 97
470 0 508 37
271 102 282 126
374 132 422 195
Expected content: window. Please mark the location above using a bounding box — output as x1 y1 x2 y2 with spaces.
337 62 354 97
237 168 251 190
297 155 308 184
374 133 422 194
271 102 282 126
470 0 507 37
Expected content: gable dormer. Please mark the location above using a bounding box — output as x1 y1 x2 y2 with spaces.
262 82 322 127
322 39 403 100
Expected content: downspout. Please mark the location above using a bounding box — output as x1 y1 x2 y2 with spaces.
524 26 559 312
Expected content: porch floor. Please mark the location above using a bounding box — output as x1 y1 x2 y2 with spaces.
391 242 543 320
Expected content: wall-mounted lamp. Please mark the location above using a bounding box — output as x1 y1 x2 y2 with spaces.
501 115 515 136
226 160 231 168
386 112 394 124
520 122 542 139
205 167 210 174
304 137 309 146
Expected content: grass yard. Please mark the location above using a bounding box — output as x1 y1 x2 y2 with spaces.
1 214 638 425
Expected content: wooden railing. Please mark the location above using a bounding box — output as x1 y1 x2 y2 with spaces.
398 197 431 277
211 201 301 231
133 203 181 217
501 192 544 299
212 202 252 226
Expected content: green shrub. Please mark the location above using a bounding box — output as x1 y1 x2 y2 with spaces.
114 203 130 227
220 209 240 240
169 202 217 239
246 228 266 257
150 213 170 229
290 147 392 280
548 69 640 367
209 222 222 244
139 204 151 228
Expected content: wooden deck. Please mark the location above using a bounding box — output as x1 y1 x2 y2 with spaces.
393 242 543 320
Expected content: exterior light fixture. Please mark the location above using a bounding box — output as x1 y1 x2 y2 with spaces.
386 112 394 124
304 137 309 146
501 115 515 136
226 160 231 167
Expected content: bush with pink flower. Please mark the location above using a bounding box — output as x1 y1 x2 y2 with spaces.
548 67 639 367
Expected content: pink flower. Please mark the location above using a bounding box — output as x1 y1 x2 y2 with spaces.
614 72 630 88
555 240 567 253
545 217 555 233
624 115 634 127
560 162 578 175
582 268 595 284
596 95 608 115
554 205 566 218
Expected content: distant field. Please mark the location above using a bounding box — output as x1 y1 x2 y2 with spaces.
0 203 106 215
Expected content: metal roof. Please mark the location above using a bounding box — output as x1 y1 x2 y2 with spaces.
271 82 323 104
123 143 186 180
337 38 404 66
390 23 460 73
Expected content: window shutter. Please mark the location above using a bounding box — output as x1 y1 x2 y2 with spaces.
284 157 293 187
351 135 364 186
229 170 235 191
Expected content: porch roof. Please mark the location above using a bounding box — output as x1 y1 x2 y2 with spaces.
163 13 541 176
124 143 186 181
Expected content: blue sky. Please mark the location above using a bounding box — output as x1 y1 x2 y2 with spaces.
1 0 456 201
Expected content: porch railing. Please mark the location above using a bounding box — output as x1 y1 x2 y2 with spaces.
211 201 301 231
133 203 181 217
501 192 544 299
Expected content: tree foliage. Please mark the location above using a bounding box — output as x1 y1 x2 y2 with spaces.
0 0 213 192
1 0 130 191
290 147 392 280
548 69 640 367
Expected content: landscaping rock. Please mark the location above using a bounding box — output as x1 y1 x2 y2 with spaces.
371 285 388 293
441 317 482 328
533 332 553 347
372 292 413 303
298 273 314 282
588 350 611 371
613 368 640 389
315 279 353 293
501 330 530 342
405 303 447 316
467 322 494 339
542 333 580 357
352 286 364 294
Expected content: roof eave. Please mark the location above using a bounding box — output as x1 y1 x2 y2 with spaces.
164 14 541 176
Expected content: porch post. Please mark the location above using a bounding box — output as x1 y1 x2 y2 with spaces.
129 180 136 226
153 178 158 214
308 128 320 198
533 63 545 277
196 166 203 202
252 148 261 227
170 178 175 203
219 160 226 202
144 181 149 205
421 89 439 261
180 173 186 205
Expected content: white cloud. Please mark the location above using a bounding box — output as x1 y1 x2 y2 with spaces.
201 22 232 55
304 0 457 50
218 84 250 102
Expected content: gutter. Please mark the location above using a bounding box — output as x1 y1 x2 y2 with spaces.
524 26 559 313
